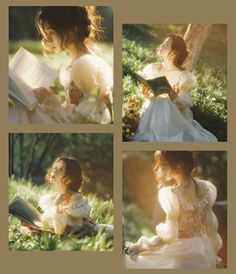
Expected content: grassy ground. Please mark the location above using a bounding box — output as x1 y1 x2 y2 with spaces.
9 178 113 251
122 24 227 141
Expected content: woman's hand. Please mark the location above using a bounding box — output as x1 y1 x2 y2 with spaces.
33 87 52 104
124 243 140 261
141 85 153 99
34 87 62 110
168 84 179 102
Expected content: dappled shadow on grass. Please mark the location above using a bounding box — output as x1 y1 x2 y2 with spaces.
192 106 227 141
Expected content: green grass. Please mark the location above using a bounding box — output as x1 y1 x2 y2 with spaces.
122 25 227 141
123 203 154 247
9 177 113 251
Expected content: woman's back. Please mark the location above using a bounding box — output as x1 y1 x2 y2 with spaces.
170 180 214 238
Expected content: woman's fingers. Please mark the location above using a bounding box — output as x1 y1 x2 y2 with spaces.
172 84 179 92
33 87 51 103
141 85 152 99
168 89 178 101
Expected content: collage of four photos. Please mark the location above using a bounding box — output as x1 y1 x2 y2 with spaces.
8 5 227 269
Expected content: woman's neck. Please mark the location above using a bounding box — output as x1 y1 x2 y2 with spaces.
162 57 179 71
174 174 192 188
59 189 76 198
66 42 89 60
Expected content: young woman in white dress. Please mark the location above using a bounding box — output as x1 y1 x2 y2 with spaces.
9 7 113 124
21 157 113 236
124 151 223 269
132 35 217 141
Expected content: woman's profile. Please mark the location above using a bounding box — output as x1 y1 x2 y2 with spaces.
9 6 113 124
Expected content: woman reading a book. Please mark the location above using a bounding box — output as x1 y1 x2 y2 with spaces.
9 7 113 124
37 157 113 235
124 151 222 268
132 35 217 141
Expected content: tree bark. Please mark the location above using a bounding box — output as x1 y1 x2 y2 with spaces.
31 134 56 177
9 134 14 176
184 24 213 70
19 134 24 177
26 134 41 179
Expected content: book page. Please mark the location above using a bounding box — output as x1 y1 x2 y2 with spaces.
9 68 37 110
9 47 58 89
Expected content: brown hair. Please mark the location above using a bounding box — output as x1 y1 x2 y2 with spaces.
35 6 103 55
153 151 202 197
46 157 83 192
153 151 192 182
167 35 188 70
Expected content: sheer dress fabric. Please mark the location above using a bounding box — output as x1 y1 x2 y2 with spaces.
125 180 222 269
132 63 217 142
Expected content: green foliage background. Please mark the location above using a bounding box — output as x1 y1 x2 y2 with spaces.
9 133 113 251
122 24 227 141
10 133 113 198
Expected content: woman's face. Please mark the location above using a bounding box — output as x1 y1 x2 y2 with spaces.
155 161 174 182
157 37 172 58
49 160 65 187
39 25 63 53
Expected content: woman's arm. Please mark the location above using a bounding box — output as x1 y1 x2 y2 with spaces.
60 197 91 218
155 187 180 243
204 181 223 256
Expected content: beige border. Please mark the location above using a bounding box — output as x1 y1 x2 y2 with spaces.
0 0 235 273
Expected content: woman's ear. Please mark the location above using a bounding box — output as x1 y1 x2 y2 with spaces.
67 29 78 44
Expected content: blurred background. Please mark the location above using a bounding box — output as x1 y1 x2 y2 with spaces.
123 151 227 265
9 6 113 98
8 133 114 251
9 133 113 198
122 24 227 141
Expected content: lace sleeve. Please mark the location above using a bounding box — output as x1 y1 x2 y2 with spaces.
204 181 223 255
175 72 196 108
62 195 91 218
155 187 180 243
71 55 113 98
178 71 196 92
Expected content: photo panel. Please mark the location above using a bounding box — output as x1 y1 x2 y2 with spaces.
8 6 114 124
123 150 227 268
122 24 227 142
8 133 114 251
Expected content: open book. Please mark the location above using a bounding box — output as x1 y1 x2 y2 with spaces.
134 71 172 96
9 196 51 231
9 47 58 111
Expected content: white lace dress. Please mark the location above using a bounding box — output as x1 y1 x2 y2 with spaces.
39 192 91 235
132 63 217 141
9 53 113 124
125 180 223 269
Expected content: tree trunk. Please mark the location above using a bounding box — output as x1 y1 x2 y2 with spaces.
31 134 56 177
19 134 24 177
9 134 14 176
26 134 41 179
184 24 213 70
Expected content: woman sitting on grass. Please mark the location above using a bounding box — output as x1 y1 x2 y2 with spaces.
125 151 222 268
22 157 113 236
9 7 113 124
132 35 217 142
